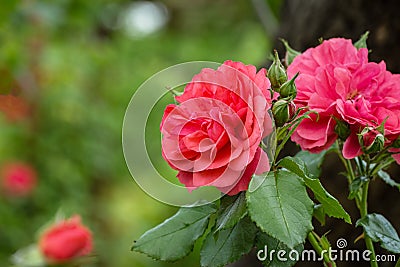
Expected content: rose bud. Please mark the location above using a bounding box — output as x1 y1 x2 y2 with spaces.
333 117 351 140
358 127 385 154
1 162 37 197
268 50 288 90
279 72 299 100
39 215 93 264
272 99 294 127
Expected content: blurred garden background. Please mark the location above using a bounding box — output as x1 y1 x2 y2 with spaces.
0 1 281 266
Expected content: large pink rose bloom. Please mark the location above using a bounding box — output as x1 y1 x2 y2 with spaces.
288 38 400 158
160 61 273 195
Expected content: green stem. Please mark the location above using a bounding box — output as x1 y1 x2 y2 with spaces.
369 157 395 177
337 149 378 267
360 181 378 267
307 232 336 267
336 144 361 207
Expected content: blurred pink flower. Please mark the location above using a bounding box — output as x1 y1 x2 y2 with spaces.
1 162 37 197
161 61 273 195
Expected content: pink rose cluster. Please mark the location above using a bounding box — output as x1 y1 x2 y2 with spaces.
160 61 273 195
288 38 400 162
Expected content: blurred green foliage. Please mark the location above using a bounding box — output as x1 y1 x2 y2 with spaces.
0 0 277 266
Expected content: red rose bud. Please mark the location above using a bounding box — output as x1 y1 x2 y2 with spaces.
358 127 385 154
1 162 37 197
279 72 298 100
268 50 287 90
39 215 93 264
272 99 293 127
288 101 297 119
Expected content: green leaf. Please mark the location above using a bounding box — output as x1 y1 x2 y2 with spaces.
304 176 351 224
294 150 328 177
313 204 326 226
132 203 216 261
319 234 332 251
215 193 247 232
278 156 351 224
278 156 309 178
200 216 257 267
356 213 400 254
378 170 400 192
348 176 369 199
247 170 313 248
256 232 303 267
354 31 370 49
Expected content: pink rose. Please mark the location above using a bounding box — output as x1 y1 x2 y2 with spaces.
39 215 93 264
1 162 37 197
288 38 400 158
160 61 273 195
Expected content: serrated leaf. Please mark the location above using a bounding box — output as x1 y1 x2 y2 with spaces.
279 156 351 224
278 156 309 178
354 31 369 49
294 150 327 177
215 193 247 232
256 232 303 267
247 170 313 248
304 176 351 224
132 203 216 261
356 213 400 254
378 170 400 192
200 216 257 267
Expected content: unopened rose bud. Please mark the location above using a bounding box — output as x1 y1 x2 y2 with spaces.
358 127 385 154
268 50 288 90
365 133 384 154
39 215 93 264
333 118 351 140
288 101 296 120
279 72 299 100
272 99 292 127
